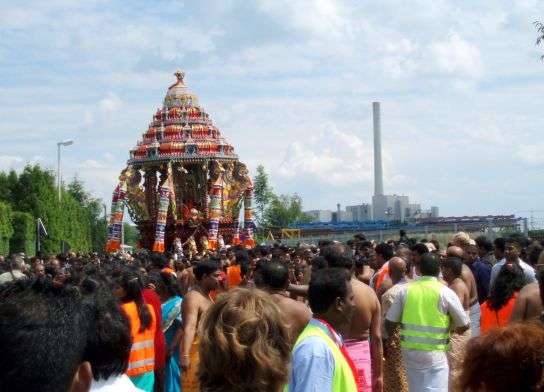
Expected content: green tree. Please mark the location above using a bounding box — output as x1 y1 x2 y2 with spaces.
0 202 13 256
9 212 35 255
13 165 63 254
0 165 107 255
253 165 274 227
263 193 312 228
537 20 544 59
67 177 106 251
123 223 139 248
0 170 18 204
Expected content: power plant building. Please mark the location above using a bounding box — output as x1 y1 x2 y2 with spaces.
304 101 439 223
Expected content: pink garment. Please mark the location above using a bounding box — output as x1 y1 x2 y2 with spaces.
344 339 372 392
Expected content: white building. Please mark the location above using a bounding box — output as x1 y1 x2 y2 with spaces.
372 194 409 222
346 204 372 221
305 209 332 223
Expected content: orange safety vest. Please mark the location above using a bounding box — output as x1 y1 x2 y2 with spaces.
123 302 157 377
226 265 242 289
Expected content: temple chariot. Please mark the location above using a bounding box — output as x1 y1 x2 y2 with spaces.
106 71 255 254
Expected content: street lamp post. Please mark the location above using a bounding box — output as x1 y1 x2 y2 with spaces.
57 140 74 202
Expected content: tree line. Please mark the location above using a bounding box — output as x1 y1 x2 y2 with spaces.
252 165 312 231
0 165 107 256
0 163 309 256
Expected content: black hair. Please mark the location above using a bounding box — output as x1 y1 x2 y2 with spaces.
258 245 270 257
354 257 367 269
308 268 350 315
322 243 352 268
326 254 354 270
311 256 328 271
488 263 524 311
240 260 250 279
359 241 373 249
475 236 493 253
0 278 89 392
81 277 131 381
194 260 219 280
318 240 334 248
411 243 429 256
151 253 169 269
505 238 521 249
442 257 463 277
235 249 249 265
261 261 289 289
527 243 543 267
494 237 506 252
157 271 181 298
375 243 394 260
419 252 440 277
116 268 151 332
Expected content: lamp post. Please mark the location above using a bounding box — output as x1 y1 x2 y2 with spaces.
57 140 74 202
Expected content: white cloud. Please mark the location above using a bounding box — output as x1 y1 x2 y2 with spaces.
78 159 105 169
98 93 123 113
277 125 373 186
427 33 484 78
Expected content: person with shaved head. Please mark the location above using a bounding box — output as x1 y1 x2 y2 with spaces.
380 257 409 392
447 246 479 337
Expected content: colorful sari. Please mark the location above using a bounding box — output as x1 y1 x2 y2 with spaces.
161 296 182 392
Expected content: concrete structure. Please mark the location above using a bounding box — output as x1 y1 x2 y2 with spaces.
346 204 372 222
373 194 409 222
305 209 333 223
372 102 384 196
431 206 439 218
332 208 353 223
406 203 421 219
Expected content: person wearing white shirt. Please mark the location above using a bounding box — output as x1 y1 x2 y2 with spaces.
489 239 536 290
385 253 470 392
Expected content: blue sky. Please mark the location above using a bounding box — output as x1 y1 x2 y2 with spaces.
0 0 543 218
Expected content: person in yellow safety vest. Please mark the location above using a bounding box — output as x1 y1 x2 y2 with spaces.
385 252 469 392
115 269 157 392
287 268 359 392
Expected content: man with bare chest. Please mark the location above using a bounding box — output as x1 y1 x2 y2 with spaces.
180 261 220 392
441 256 471 390
510 282 542 322
257 261 312 341
447 246 479 336
324 243 383 392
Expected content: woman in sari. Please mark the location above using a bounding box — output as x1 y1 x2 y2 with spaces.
156 271 183 392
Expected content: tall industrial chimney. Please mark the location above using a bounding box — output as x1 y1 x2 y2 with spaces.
372 102 384 196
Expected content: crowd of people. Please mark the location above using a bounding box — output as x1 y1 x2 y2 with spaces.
1 229 544 392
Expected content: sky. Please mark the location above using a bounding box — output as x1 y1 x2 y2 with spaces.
0 0 543 219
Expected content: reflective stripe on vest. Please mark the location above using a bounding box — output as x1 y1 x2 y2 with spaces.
127 357 155 371
131 339 154 350
123 302 156 377
400 277 450 352
288 322 358 392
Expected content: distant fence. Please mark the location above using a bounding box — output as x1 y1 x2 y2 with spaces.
259 218 524 248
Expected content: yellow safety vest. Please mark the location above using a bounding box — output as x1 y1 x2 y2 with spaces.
400 277 450 351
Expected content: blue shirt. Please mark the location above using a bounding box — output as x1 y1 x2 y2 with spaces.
288 319 338 392
468 259 492 303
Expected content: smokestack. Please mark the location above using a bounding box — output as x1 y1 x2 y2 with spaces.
372 102 384 196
